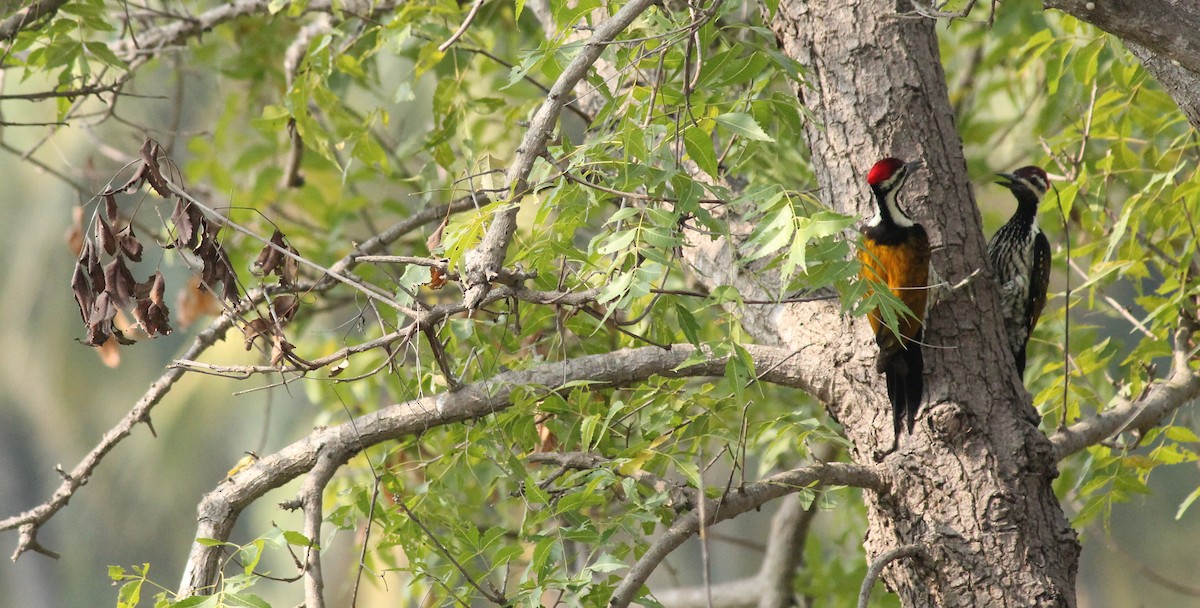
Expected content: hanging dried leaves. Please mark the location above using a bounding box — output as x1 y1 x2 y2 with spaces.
73 138 237 347
132 271 172 338
251 229 300 287
72 138 312 365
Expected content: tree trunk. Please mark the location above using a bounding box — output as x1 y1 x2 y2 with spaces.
715 1 1085 605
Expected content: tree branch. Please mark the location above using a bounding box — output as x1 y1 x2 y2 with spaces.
0 0 70 42
176 343 826 596
1043 0 1200 78
0 195 466 561
756 481 820 608
609 462 885 608
300 450 341 608
1050 321 1200 460
856 545 925 608
527 451 695 510
1126 39 1200 132
461 0 658 309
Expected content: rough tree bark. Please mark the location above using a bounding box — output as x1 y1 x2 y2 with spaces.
684 1 1081 605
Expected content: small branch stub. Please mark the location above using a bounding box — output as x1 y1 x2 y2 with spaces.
857 544 925 608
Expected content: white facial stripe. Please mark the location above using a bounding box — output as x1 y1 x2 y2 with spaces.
1019 177 1046 196
883 186 914 228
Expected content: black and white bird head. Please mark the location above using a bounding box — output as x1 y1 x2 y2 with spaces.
996 166 1049 200
866 157 924 228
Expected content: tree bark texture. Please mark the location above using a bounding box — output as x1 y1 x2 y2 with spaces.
695 1 1086 605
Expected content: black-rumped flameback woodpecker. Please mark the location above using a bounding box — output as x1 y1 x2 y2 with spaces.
858 158 930 441
988 165 1051 376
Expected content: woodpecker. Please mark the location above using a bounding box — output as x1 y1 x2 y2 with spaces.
987 165 1051 375
858 157 930 441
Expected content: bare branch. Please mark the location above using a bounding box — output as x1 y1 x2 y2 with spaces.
176 343 826 596
756 484 819 608
857 545 925 608
1050 321 1200 460
300 450 341 608
0 0 70 42
461 0 659 309
0 80 125 101
0 308 236 560
1044 0 1200 78
609 462 886 608
111 1 397 67
438 0 487 53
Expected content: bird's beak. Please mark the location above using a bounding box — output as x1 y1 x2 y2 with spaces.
995 172 1016 188
905 160 925 175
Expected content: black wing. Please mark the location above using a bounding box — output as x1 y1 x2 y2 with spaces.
1021 231 1052 369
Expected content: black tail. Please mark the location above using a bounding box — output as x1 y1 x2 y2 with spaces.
903 342 924 433
1015 347 1027 376
882 339 924 437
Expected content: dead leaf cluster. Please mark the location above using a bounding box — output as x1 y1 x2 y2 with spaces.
71 138 240 347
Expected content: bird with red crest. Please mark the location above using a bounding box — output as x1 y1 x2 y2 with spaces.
858 157 931 447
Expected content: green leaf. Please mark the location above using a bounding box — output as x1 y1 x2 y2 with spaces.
586 553 628 574
1176 485 1200 520
675 304 701 346
84 42 125 69
597 271 634 305
713 112 774 142
283 530 313 547
226 593 272 608
683 125 719 177
169 597 215 608
117 577 144 608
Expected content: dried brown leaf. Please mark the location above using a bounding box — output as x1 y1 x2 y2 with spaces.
112 326 137 346
82 240 105 293
329 358 349 377
426 215 448 253
104 194 118 223
270 335 295 367
95 214 116 256
104 257 137 307
242 317 273 350
140 138 171 198
66 206 84 257
134 296 172 337
252 231 283 277
150 270 166 305
71 264 94 323
272 295 299 324
88 292 117 326
429 266 447 289
536 415 559 453
105 162 149 196
170 198 195 249
117 225 143 262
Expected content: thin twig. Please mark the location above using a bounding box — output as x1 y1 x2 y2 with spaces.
438 0 486 52
1066 259 1154 338
394 498 510 605
856 545 924 608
